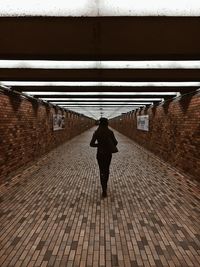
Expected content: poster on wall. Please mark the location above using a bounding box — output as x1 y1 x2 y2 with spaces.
137 115 149 131
53 114 65 131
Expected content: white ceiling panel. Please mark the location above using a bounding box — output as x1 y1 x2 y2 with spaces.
0 0 199 16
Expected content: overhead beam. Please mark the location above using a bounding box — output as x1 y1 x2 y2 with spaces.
1 69 200 82
59 106 140 108
15 86 199 93
34 95 164 99
0 17 200 60
57 104 146 106
32 95 170 99
50 102 154 104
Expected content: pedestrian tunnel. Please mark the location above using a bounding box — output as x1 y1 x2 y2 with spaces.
0 11 200 267
0 124 200 267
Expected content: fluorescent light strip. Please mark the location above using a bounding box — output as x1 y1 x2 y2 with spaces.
52 101 152 104
61 108 141 110
0 0 199 16
1 60 200 69
53 102 157 106
67 108 137 118
60 105 144 118
66 106 140 108
62 107 140 109
42 98 161 101
24 92 177 96
58 104 147 106
2 81 200 87
58 107 152 113
58 103 145 106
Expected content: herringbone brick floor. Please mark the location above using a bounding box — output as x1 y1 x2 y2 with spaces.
0 128 200 267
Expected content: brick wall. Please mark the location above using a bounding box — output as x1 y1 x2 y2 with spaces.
110 91 200 181
0 90 94 184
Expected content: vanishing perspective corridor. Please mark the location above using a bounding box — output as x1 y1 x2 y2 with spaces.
0 128 199 267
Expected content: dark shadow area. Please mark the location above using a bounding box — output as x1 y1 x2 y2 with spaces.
8 92 22 111
162 99 173 114
31 99 39 116
45 104 51 116
151 104 158 117
179 90 198 113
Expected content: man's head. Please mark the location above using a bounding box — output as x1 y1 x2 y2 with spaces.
99 117 108 126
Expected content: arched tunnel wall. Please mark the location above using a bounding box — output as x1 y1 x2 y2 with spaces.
110 92 200 182
0 90 94 184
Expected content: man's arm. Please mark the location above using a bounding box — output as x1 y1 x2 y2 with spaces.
90 132 98 147
111 131 118 146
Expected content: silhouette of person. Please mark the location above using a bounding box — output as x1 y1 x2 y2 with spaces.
90 117 118 198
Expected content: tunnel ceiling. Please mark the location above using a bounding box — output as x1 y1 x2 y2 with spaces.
0 0 200 17
0 16 200 119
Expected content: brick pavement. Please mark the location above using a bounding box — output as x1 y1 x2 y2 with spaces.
0 128 200 267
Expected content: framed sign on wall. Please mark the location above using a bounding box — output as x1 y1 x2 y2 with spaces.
53 114 65 131
137 115 149 131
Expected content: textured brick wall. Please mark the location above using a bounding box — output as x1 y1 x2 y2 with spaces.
0 90 94 184
110 92 200 181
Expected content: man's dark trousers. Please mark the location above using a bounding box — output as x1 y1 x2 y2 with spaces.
97 152 112 193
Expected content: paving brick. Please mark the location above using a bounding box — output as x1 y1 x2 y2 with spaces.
0 128 200 266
